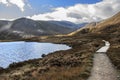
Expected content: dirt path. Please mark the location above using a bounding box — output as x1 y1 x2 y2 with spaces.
88 40 118 80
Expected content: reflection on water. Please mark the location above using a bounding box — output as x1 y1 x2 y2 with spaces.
0 41 71 68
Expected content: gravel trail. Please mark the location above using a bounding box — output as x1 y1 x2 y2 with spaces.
88 40 118 80
88 53 118 80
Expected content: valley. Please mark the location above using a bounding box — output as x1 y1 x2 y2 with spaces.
0 12 119 80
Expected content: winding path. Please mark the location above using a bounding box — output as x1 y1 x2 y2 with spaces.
88 40 118 80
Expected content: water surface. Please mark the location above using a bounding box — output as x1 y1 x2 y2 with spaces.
0 42 71 68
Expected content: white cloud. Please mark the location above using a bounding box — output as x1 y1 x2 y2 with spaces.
0 0 8 5
27 7 78 23
0 0 28 11
9 0 25 11
28 0 120 23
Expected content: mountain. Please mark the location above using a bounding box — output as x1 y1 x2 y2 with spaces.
90 12 120 33
0 18 77 39
69 12 120 72
0 20 10 28
68 22 98 35
0 12 120 80
70 12 120 36
11 18 73 35
48 21 88 29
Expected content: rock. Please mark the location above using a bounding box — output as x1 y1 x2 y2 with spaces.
41 54 46 58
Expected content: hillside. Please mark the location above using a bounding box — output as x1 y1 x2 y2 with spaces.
47 21 88 29
0 18 76 40
70 12 120 72
71 12 120 35
68 22 97 36
0 12 120 80
0 20 11 27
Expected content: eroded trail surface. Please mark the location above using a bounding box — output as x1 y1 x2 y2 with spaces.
88 40 118 80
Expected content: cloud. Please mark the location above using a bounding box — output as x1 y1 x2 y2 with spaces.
0 0 28 11
28 0 120 23
8 0 25 11
0 0 8 5
27 7 77 23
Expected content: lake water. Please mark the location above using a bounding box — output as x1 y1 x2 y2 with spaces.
0 42 71 68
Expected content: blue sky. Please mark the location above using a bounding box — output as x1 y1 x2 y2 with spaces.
0 0 119 23
29 0 102 13
29 0 102 7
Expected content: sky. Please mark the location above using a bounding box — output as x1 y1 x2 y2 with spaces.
0 0 120 23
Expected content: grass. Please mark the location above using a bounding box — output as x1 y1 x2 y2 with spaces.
0 35 101 80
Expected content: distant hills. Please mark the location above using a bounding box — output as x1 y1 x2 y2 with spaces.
48 21 87 29
1 11 120 40
0 18 87 40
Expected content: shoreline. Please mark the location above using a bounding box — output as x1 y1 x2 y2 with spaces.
0 35 103 80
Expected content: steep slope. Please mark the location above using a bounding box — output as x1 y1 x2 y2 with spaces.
68 22 97 36
71 12 120 73
92 12 120 32
0 18 75 39
70 12 120 36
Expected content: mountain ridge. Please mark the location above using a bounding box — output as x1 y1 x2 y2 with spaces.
0 18 81 39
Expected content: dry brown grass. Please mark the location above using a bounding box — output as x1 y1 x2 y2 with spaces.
0 12 120 80
37 66 85 80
